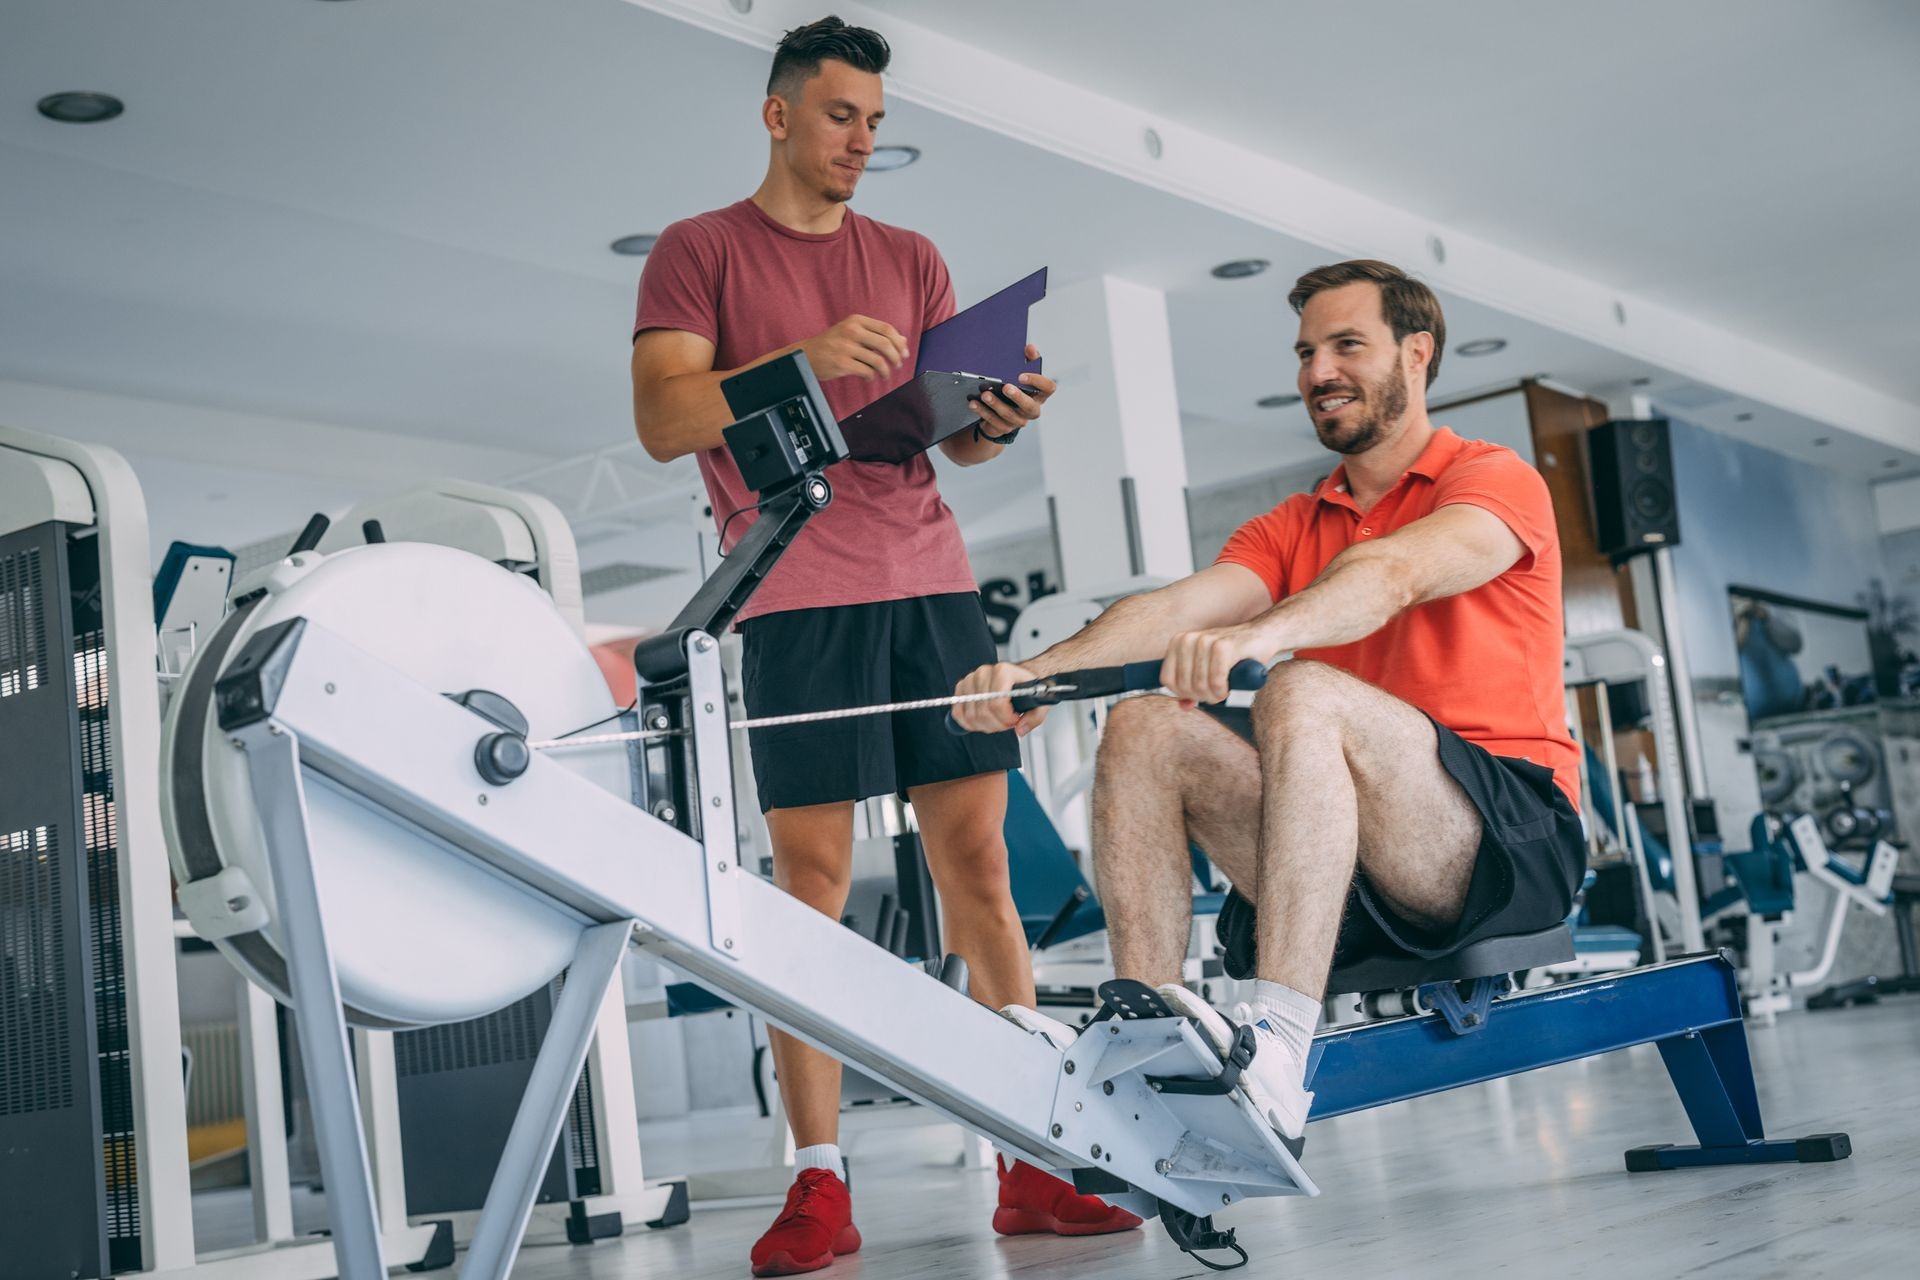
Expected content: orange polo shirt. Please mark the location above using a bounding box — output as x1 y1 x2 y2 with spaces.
1216 427 1577 804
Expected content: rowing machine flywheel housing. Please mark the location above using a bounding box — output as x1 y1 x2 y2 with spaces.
160 543 633 1027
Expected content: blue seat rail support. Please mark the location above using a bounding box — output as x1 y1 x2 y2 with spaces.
1417 975 1500 1034
1303 952 1850 1171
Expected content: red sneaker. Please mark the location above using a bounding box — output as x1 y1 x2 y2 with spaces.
991 1155 1144 1237
750 1168 861 1277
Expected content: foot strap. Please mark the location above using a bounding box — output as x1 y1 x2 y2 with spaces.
1146 1024 1257 1097
1157 1202 1249 1272
1096 980 1261 1098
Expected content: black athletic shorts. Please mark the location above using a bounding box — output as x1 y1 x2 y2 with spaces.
737 592 1022 812
1205 705 1587 977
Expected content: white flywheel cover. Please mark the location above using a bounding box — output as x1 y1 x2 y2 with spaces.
161 543 629 1026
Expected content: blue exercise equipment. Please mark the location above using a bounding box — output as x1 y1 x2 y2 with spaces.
1305 946 1850 1171
152 540 234 625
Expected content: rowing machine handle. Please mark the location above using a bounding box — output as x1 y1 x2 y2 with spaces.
945 657 1268 735
1077 657 1268 701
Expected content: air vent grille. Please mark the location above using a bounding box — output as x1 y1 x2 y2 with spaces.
581 561 680 596
394 993 545 1076
1 825 72 1115
0 547 47 699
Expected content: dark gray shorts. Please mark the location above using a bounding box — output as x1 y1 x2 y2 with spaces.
1204 705 1587 976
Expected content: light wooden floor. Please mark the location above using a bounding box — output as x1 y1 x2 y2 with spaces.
196 997 1920 1278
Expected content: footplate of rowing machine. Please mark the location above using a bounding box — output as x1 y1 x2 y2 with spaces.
1045 980 1317 1222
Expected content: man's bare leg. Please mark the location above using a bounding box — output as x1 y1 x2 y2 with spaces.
763 800 857 1151
1090 695 1332 1135
907 771 1036 1012
1244 661 1483 998
1090 696 1265 987
1091 668 1484 991
1089 665 1484 1137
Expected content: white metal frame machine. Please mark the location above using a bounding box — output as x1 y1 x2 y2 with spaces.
157 356 1312 1277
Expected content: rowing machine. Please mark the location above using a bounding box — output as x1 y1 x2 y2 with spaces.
159 355 1313 1276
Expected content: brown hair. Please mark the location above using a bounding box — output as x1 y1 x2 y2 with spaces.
1288 259 1445 388
768 16 891 98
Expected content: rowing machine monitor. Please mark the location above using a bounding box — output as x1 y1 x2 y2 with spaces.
720 351 847 497
633 352 847 682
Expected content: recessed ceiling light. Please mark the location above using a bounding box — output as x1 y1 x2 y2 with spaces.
1256 393 1302 409
1455 338 1507 357
609 234 659 256
1734 412 1754 423
37 92 124 124
1630 376 1653 387
866 145 920 172
1812 437 1831 447
1211 258 1270 280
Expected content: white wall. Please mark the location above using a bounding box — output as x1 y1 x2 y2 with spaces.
0 377 542 565
1436 389 1534 464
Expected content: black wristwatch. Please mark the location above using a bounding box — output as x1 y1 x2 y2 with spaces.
974 423 1022 446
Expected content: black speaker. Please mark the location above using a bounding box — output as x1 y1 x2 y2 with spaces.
1588 418 1680 558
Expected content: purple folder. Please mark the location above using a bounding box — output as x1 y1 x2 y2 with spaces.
839 267 1048 463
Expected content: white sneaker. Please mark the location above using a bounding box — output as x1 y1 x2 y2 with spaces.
999 1004 1081 1052
1155 984 1313 1141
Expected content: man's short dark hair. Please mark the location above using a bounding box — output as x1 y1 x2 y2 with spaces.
1288 259 1447 388
767 16 891 98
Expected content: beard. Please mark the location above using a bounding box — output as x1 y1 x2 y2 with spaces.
1311 366 1408 456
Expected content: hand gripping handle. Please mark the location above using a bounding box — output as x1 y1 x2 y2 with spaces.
946 657 1268 735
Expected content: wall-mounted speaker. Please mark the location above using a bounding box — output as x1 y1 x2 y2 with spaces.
1588 418 1680 559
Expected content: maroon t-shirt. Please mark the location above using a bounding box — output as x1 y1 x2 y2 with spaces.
633 199 977 621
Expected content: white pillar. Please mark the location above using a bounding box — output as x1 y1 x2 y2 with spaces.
1031 276 1194 589
240 981 295 1245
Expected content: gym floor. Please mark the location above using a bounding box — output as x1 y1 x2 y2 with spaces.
198 996 1919 1277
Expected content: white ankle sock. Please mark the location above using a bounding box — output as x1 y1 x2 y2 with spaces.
1251 980 1320 1061
794 1143 844 1179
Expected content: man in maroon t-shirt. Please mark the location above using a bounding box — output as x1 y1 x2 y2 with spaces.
630 17 1139 1276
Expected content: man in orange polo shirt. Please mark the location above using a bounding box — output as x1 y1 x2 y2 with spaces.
952 259 1583 1146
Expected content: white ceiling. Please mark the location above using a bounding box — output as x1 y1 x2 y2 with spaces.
4 0 1917 623
870 0 1920 403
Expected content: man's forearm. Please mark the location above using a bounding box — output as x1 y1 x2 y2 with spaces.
633 369 735 461
1026 591 1195 677
1248 546 1414 655
633 343 805 462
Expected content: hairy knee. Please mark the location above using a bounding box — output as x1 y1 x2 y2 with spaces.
1105 691 1184 738
1095 694 1188 772
1249 660 1349 741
